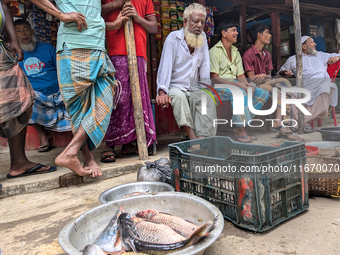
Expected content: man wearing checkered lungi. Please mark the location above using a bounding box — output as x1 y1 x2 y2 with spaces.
31 0 117 177
1 0 56 180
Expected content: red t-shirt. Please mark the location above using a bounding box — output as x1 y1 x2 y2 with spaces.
102 0 155 60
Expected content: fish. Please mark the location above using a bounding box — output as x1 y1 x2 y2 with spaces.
135 210 200 238
93 207 124 253
117 213 213 254
82 244 108 255
131 217 186 244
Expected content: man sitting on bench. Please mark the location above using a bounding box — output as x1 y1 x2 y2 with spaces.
243 23 303 141
156 3 217 140
279 36 340 133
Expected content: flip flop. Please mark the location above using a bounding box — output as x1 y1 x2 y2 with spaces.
100 149 116 163
304 124 315 133
38 144 51 153
277 134 305 142
246 133 258 140
271 125 293 134
233 135 253 143
7 164 57 179
121 143 138 156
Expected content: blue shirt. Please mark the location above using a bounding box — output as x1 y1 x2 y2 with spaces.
19 42 59 96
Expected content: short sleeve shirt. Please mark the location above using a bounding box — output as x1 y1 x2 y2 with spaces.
209 41 244 81
102 0 155 60
54 0 106 52
242 45 273 75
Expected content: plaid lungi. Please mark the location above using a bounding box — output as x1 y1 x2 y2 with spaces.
29 90 72 132
57 46 116 150
216 87 269 127
0 40 35 138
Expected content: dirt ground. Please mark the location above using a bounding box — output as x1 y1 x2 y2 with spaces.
1 172 339 255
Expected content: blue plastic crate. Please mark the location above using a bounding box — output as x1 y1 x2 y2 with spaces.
169 136 309 232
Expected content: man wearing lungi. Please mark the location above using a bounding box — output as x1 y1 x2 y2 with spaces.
209 21 269 143
31 0 117 177
14 19 72 152
156 3 217 140
100 0 157 162
279 36 340 132
1 0 56 179
242 23 303 142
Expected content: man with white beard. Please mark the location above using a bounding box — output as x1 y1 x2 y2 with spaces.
156 3 217 140
14 19 71 152
280 36 340 132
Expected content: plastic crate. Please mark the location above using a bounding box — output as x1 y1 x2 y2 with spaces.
169 136 309 232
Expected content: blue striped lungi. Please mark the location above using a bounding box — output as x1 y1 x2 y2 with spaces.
57 45 116 150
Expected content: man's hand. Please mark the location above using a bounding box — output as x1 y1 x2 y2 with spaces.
122 3 140 23
238 81 254 93
280 70 293 76
10 41 23 62
156 90 172 108
252 73 267 85
59 12 88 32
116 11 129 29
328 56 340 65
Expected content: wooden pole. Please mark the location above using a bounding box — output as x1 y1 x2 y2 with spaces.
292 0 304 134
240 4 247 53
271 12 281 74
124 0 148 160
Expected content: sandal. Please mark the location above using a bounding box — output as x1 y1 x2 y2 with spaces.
100 149 116 163
233 135 253 143
246 133 258 140
121 143 138 156
271 125 293 135
304 124 315 133
38 144 51 153
277 134 305 142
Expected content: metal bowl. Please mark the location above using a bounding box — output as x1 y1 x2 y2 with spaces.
58 192 224 255
99 181 175 204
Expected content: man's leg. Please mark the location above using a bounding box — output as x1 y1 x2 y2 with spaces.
81 141 102 177
55 124 93 176
32 124 51 147
169 88 196 140
8 127 50 177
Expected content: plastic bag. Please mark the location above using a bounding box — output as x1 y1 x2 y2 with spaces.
137 157 171 184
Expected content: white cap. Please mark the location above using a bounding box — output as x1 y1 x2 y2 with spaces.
301 35 310 44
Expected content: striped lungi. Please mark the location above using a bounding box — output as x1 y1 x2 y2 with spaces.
0 40 35 138
57 45 116 150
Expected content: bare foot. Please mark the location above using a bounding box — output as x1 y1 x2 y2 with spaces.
55 151 92 176
8 161 51 177
83 158 102 178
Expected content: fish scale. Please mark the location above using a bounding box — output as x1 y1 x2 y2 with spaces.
133 218 186 244
136 210 199 238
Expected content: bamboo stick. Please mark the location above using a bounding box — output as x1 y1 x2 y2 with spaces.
124 0 148 160
292 0 304 134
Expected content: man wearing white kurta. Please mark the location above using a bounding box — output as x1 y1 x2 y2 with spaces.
156 3 217 139
280 36 340 131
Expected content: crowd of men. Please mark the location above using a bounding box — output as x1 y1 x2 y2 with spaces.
0 0 338 180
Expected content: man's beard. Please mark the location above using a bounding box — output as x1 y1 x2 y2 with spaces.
184 26 205 49
20 35 37 52
307 47 317 56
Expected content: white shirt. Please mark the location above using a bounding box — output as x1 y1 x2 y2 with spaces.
280 52 340 106
156 29 210 95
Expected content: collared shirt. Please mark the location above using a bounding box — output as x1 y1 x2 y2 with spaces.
156 29 210 95
280 51 340 106
209 40 244 81
54 0 106 52
242 44 273 75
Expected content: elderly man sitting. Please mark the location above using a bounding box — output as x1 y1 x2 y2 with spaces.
156 3 217 140
279 36 340 132
14 19 71 152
